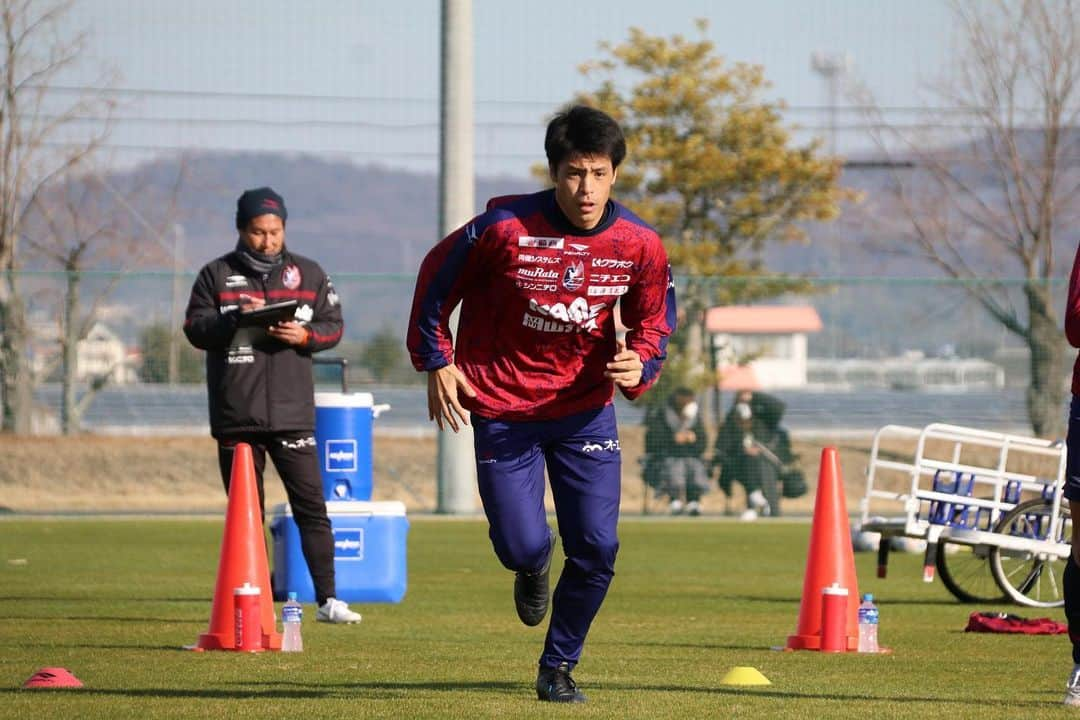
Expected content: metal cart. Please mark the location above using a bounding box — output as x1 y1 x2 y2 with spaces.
859 423 1070 608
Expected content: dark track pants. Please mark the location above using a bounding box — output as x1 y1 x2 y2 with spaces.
217 432 336 605
1064 396 1080 662
473 404 622 670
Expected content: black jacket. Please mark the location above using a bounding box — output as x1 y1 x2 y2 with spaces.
183 247 343 437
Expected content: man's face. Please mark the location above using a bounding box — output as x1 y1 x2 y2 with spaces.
550 153 617 231
240 214 285 255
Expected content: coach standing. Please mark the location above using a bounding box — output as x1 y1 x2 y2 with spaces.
184 186 362 624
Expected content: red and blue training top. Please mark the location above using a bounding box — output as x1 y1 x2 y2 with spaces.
407 188 677 422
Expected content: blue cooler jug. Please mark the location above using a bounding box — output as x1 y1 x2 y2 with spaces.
314 392 374 501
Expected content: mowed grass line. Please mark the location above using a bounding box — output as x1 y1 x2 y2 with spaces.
0 517 1072 719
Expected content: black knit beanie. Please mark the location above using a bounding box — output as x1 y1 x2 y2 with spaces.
235 187 287 229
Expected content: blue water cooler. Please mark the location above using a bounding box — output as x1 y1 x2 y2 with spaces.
272 390 406 603
314 391 375 501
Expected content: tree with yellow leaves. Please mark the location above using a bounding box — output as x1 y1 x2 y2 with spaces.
571 20 851 401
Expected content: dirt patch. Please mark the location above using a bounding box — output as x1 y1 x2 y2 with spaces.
0 429 874 515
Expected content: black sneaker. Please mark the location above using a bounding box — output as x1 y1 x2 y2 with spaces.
514 543 552 626
536 662 587 703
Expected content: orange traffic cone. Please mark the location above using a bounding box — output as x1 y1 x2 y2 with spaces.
786 446 860 651
193 442 282 651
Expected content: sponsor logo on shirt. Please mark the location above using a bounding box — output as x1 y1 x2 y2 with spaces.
562 261 585 291
517 281 558 292
227 345 255 364
591 258 634 269
587 285 629 296
518 236 564 249
465 223 479 245
295 304 313 323
589 274 631 283
522 297 604 333
225 275 248 288
517 267 558 280
565 242 590 257
519 253 561 265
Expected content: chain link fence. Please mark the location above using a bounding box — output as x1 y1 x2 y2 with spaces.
4 271 1069 514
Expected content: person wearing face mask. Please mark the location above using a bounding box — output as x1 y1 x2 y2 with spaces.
713 390 796 520
642 387 710 515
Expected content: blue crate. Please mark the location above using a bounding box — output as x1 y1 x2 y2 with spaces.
270 500 409 604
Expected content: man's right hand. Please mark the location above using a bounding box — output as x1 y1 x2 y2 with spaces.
427 364 477 433
237 293 265 311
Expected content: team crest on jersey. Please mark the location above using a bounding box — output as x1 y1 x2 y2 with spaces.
282 264 302 289
562 261 585 291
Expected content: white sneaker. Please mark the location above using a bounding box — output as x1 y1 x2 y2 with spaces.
669 499 685 515
748 490 771 516
1065 664 1080 707
739 508 759 522
316 597 362 624
686 501 701 516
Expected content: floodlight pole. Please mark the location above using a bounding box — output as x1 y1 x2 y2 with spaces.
436 0 476 515
810 51 852 156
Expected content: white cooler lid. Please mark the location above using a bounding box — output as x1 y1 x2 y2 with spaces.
314 392 374 408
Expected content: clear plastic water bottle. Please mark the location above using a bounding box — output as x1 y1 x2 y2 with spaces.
281 592 303 652
857 593 879 653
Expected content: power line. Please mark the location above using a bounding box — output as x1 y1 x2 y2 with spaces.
34 84 1057 117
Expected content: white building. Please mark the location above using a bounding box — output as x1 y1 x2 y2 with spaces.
77 322 138 384
28 320 138 385
706 305 823 390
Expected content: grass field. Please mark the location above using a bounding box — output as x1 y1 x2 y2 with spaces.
0 517 1074 719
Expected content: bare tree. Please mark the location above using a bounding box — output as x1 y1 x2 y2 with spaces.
0 0 113 433
23 170 175 434
856 0 1080 437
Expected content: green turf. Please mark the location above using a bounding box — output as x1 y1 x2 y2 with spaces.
0 517 1072 719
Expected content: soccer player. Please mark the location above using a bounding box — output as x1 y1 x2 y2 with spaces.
407 105 676 702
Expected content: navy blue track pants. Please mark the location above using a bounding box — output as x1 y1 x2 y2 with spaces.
473 404 622 670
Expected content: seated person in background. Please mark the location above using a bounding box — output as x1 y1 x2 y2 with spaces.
643 387 709 515
714 390 797 520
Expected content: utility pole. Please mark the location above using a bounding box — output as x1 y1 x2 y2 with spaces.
436 0 476 515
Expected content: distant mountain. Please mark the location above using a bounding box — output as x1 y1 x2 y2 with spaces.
126 152 537 275
84 143 1077 355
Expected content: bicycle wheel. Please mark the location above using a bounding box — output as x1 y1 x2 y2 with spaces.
936 537 1007 603
989 498 1071 608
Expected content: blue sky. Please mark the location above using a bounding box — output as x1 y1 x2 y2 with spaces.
58 0 958 176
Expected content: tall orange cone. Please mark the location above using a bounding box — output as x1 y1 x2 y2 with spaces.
193 442 282 651
786 446 860 651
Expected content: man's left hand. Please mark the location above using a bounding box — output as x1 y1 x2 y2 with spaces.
268 321 309 347
605 339 642 388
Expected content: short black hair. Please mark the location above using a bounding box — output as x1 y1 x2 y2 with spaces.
545 105 626 172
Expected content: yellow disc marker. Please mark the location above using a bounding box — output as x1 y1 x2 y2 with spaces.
720 666 772 686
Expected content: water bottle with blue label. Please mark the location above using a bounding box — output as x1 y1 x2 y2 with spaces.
857 593 879 653
282 592 303 652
